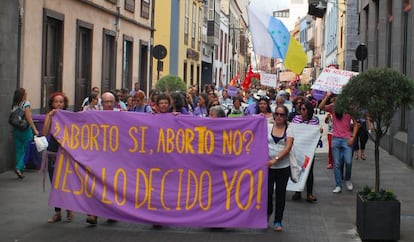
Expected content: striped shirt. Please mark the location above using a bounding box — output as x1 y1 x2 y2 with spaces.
291 114 320 125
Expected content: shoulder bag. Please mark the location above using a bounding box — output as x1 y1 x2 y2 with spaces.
9 106 30 130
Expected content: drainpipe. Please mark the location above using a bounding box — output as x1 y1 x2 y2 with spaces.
17 0 24 88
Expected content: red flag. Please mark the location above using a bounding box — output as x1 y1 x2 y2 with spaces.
241 66 260 90
242 66 253 90
229 72 239 86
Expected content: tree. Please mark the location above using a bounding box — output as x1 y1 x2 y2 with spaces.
335 67 414 192
155 75 186 93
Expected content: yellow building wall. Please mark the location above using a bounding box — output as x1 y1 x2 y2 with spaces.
153 0 203 88
153 0 172 83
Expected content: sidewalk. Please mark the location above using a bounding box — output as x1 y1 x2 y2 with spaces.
1 141 413 242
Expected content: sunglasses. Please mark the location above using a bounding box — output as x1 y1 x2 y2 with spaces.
274 112 286 117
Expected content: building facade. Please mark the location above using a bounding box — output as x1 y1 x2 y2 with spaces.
153 0 205 89
0 0 153 171
358 0 414 167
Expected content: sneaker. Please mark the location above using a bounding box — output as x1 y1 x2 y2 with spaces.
274 222 283 232
332 186 342 193
345 180 353 191
326 164 333 169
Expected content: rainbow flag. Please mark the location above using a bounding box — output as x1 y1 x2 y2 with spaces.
247 5 308 74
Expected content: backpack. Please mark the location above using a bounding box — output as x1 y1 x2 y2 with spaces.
9 106 30 130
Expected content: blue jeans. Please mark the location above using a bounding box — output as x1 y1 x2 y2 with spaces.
332 137 353 187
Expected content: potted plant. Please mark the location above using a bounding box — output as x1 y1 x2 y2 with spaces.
335 67 414 241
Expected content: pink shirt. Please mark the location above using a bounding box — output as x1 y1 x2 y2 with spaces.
325 104 353 139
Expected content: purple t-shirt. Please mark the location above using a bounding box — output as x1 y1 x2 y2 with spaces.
193 106 208 117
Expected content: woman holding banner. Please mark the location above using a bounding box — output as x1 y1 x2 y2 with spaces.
290 101 321 203
267 105 293 231
42 92 73 223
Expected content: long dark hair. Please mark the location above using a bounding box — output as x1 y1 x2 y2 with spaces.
302 101 315 121
12 88 26 108
255 97 271 114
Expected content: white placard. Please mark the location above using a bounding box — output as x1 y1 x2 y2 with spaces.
311 68 358 94
260 72 277 88
287 123 321 192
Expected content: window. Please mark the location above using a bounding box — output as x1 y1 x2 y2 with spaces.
75 20 93 111
192 3 196 48
198 7 202 50
183 62 187 83
208 0 214 20
141 0 150 19
224 33 227 64
274 10 290 18
122 36 133 89
240 33 245 55
125 0 135 12
184 0 189 45
102 29 116 92
219 30 223 62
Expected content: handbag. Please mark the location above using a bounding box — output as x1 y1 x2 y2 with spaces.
34 136 49 152
289 151 302 183
9 106 29 130
24 140 41 169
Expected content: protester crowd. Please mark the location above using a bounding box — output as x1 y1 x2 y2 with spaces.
10 80 369 231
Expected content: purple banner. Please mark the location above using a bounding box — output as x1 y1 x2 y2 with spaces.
49 110 268 228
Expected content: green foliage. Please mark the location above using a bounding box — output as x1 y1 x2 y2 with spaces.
335 68 414 128
251 77 260 88
299 83 311 92
155 75 186 93
335 67 414 193
359 185 398 201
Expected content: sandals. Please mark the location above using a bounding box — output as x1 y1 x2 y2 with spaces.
361 153 366 160
306 194 317 203
48 214 62 223
66 211 74 221
86 215 98 225
15 169 24 179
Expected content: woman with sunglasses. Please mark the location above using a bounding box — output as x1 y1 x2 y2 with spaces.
290 101 321 203
287 96 306 122
267 105 293 231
